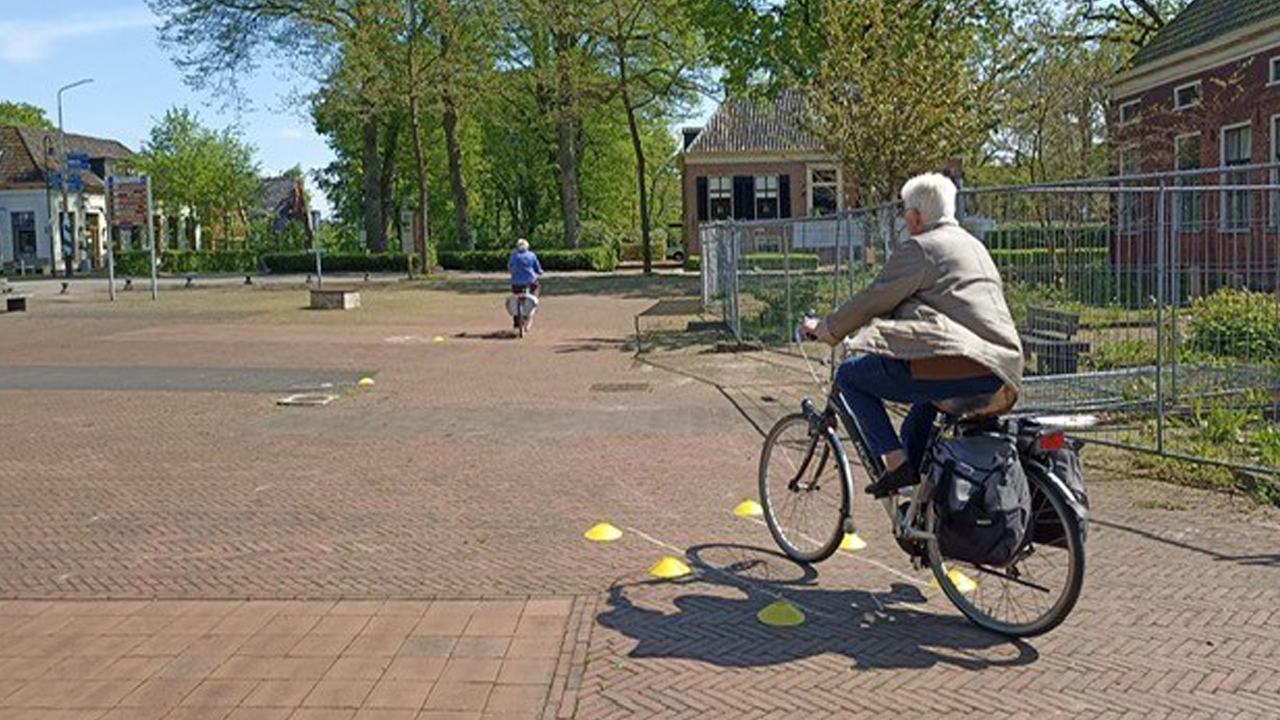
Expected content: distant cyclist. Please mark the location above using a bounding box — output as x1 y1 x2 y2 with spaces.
508 238 544 329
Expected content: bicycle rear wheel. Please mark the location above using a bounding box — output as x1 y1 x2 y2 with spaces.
759 412 852 564
926 469 1085 637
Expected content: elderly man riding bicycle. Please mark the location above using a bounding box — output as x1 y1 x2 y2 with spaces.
803 173 1024 498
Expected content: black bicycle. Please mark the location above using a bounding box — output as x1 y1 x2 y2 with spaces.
758 330 1087 637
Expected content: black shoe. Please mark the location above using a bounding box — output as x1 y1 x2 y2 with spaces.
866 462 920 499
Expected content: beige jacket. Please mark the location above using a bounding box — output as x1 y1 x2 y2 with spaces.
825 220 1024 413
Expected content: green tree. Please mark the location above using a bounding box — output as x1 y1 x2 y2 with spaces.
1077 0 1189 50
807 0 1021 204
137 108 260 248
601 0 705 272
0 101 54 130
688 0 826 94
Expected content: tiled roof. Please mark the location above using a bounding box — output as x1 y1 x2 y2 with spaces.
1131 0 1280 67
685 90 825 154
0 125 133 192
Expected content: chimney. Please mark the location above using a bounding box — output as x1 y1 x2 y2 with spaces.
682 127 702 151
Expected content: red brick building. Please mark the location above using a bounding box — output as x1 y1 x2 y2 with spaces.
680 91 855 257
1110 0 1280 273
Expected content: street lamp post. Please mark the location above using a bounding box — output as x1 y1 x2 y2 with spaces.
56 78 93 278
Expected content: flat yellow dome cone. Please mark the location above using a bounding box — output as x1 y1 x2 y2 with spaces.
649 556 692 579
930 567 979 594
757 600 805 627
584 522 622 542
840 533 867 551
733 499 763 517
358 377 375 388
433 336 444 343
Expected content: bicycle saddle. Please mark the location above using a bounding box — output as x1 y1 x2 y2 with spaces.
933 385 1015 421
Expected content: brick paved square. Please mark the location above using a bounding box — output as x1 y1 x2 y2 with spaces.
0 282 1277 719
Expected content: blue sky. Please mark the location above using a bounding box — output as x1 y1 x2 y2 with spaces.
0 1 336 213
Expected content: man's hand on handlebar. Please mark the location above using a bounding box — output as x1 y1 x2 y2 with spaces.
800 317 839 347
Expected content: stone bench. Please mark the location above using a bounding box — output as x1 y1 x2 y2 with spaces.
309 286 361 310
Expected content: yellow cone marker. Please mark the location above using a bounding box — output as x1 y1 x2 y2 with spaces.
757 600 805 627
583 523 623 542
930 567 979 594
840 533 867 551
433 336 444 343
649 556 692 579
733 499 763 517
358 377 375 388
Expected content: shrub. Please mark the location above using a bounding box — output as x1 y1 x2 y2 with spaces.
1188 289 1280 361
112 250 257 275
618 236 667 262
438 246 617 272
989 247 1109 266
260 252 412 274
686 255 700 272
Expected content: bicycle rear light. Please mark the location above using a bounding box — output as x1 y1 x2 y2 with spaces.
1038 430 1066 452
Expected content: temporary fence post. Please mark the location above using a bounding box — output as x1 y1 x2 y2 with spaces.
1155 186 1167 454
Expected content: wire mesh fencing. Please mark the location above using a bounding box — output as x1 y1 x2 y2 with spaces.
699 165 1280 487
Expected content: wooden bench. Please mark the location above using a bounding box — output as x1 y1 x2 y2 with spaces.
309 286 361 310
1019 307 1089 375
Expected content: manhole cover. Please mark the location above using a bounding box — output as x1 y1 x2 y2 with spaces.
277 393 338 407
590 382 651 393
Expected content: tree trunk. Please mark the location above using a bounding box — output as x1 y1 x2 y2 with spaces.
407 3 431 272
554 32 581 249
618 57 652 274
441 89 474 250
379 114 402 247
362 117 385 251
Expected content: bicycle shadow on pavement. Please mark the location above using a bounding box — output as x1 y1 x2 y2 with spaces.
595 543 1039 673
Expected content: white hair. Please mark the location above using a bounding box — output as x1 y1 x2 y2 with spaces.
900 173 957 226
516 238 530 252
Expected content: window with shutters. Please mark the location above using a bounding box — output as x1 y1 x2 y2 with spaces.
809 167 839 216
755 175 778 219
709 176 732 220
1220 123 1251 231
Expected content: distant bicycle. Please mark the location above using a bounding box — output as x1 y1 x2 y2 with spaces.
507 283 539 338
758 322 1088 637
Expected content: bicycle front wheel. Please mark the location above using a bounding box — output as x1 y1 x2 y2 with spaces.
759 412 852 564
926 469 1085 637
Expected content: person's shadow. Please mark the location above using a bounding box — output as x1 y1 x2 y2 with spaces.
596 543 1039 672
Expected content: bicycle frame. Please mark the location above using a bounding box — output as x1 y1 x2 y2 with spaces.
800 388 942 554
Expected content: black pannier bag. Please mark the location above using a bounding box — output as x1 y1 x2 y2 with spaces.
1013 419 1089 547
930 433 1032 567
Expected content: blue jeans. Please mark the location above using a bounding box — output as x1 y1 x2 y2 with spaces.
835 355 1004 473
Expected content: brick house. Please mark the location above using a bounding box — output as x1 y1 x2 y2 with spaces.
1109 0 1280 274
680 91 855 259
0 125 133 274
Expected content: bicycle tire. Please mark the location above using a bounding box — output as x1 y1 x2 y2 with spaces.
926 469 1085 637
759 412 852 564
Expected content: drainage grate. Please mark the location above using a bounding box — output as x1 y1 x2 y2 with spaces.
590 382 651 393
276 393 338 407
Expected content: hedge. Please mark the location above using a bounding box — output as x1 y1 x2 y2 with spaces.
982 226 1108 250
618 238 667 262
989 247 1109 265
259 252 412 274
682 253 820 273
112 250 257 275
438 246 617 272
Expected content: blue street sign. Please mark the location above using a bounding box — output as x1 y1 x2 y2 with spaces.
68 176 83 192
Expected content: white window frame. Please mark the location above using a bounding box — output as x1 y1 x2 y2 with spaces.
807 166 842 216
708 176 732 221
754 175 779 220
1173 132 1202 233
1173 81 1201 111
1118 100 1140 125
1219 121 1252 232
1271 114 1280 228
1270 56 1280 86
1117 144 1141 234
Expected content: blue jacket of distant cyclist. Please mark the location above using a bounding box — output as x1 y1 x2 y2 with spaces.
509 249 544 286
